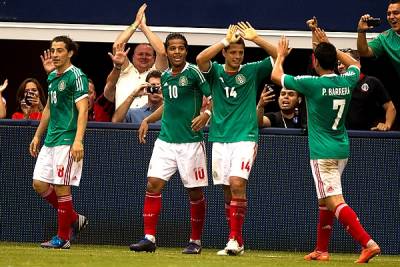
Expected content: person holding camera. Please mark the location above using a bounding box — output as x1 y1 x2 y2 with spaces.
111 70 163 124
357 1 400 129
357 0 400 77
11 78 46 120
257 85 304 128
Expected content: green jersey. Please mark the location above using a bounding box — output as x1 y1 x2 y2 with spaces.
368 29 400 77
159 63 211 143
204 58 273 142
283 66 360 159
44 65 88 147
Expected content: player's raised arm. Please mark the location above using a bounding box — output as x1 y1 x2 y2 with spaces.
196 25 240 72
271 36 290 87
237 21 277 59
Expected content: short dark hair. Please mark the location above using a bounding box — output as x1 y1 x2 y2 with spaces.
389 0 400 4
314 42 337 71
164 33 188 50
145 70 162 82
51 35 79 56
224 38 245 51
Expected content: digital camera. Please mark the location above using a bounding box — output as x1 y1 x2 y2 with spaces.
367 18 381 27
146 86 161 94
24 90 36 106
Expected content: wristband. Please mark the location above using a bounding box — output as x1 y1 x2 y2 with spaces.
113 64 122 70
220 38 230 47
204 109 212 116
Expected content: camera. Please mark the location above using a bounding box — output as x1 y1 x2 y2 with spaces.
24 89 36 106
367 18 381 27
146 85 161 94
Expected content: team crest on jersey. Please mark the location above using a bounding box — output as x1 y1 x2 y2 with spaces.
179 76 188 86
235 74 246 85
360 83 369 92
58 80 66 91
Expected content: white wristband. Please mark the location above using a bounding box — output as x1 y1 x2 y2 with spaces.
204 109 212 116
220 38 230 47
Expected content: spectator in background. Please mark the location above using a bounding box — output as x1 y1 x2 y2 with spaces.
338 49 396 131
357 1 400 129
257 85 303 128
357 1 400 78
12 78 46 120
0 79 8 118
87 79 96 121
112 70 162 124
104 3 167 110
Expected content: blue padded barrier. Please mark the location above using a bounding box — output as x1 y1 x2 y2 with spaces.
0 121 399 254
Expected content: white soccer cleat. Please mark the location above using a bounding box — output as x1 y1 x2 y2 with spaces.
217 239 244 256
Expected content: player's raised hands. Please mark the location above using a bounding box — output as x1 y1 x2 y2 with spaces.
277 36 290 58
314 28 330 44
40 49 56 74
109 42 130 66
226 24 241 44
0 79 8 93
237 21 258 41
306 16 318 31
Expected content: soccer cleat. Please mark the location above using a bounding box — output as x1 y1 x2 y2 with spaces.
355 245 381 263
70 214 88 241
182 242 202 254
41 236 70 249
129 238 156 252
217 239 244 256
304 250 330 261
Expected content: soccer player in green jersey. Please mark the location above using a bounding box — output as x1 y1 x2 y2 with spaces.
196 22 277 256
131 33 211 254
29 36 89 249
271 28 380 263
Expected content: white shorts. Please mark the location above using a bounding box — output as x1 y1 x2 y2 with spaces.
147 139 208 188
310 159 348 199
212 141 258 185
33 145 83 186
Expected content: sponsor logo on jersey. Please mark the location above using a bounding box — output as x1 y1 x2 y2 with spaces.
179 76 188 86
235 74 246 85
58 80 66 91
327 186 334 193
360 83 369 92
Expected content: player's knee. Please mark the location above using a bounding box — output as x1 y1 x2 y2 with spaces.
32 179 48 194
187 187 204 201
146 178 164 193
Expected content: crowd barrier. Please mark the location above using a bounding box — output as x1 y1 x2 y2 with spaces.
0 120 399 254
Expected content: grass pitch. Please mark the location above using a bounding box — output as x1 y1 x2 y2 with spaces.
0 242 399 267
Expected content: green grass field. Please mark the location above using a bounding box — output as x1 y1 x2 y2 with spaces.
0 242 398 267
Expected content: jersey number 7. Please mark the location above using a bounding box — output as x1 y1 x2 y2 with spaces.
332 99 346 130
